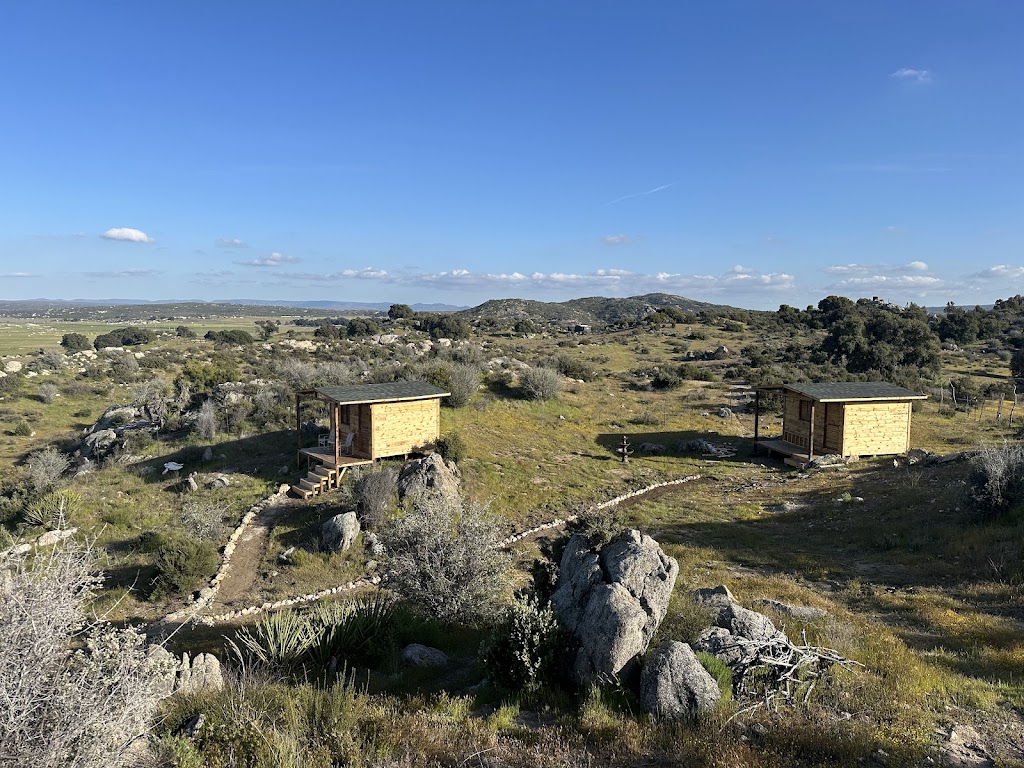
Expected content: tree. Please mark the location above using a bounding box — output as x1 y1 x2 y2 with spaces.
255 320 279 341
1011 348 1024 381
175 325 197 338
388 303 414 321
60 333 90 353
346 318 381 338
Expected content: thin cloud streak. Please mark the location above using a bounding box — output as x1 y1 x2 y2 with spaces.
604 183 674 206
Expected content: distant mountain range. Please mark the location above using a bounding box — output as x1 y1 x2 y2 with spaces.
0 298 466 312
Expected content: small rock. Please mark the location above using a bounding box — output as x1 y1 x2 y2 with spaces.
35 528 77 548
717 407 733 418
400 643 449 667
640 640 721 721
278 546 296 564
202 446 214 462
363 531 385 557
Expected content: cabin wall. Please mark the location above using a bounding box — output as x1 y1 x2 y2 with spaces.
841 401 911 456
781 396 844 454
369 398 440 459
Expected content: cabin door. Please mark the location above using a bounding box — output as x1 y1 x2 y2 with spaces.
823 404 842 453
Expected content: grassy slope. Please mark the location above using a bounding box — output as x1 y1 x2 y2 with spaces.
2 312 1022 766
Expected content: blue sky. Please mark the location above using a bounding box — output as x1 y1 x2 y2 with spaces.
1 2 1022 309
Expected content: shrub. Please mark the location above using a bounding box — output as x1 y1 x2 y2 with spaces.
93 326 155 349
195 399 218 439
180 498 227 540
970 442 1024 520
60 333 90 352
346 318 381 338
26 447 71 492
425 362 479 407
480 594 567 692
353 466 399 530
519 366 561 401
551 354 598 382
175 325 197 338
36 349 66 371
11 420 32 436
0 538 167 768
651 370 682 390
435 432 466 464
23 489 81 529
380 493 510 625
229 593 398 673
108 351 140 381
204 329 255 345
38 382 59 404
151 535 219 598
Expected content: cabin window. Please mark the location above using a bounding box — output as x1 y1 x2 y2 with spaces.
799 400 813 421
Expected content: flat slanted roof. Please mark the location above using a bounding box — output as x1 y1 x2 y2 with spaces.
314 381 451 405
759 382 927 403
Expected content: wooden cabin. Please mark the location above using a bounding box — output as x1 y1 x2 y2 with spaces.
291 381 450 498
754 382 927 466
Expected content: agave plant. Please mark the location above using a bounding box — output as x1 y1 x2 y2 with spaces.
229 609 314 672
306 592 398 669
23 490 81 530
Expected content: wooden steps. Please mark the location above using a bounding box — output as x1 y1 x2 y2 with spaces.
290 464 348 499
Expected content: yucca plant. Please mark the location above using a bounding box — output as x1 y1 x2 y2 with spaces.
229 610 314 672
306 592 398 669
23 489 81 530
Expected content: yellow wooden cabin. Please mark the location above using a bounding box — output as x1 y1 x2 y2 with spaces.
291 381 450 498
754 382 926 466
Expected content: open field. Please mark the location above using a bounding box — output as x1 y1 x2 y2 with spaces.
2 303 1023 766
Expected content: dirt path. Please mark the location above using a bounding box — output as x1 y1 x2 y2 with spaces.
203 499 295 614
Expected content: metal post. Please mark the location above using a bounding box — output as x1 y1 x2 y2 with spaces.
295 392 302 467
753 390 760 456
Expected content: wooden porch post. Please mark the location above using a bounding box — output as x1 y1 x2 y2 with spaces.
807 401 815 461
333 402 340 467
295 392 302 468
753 390 760 456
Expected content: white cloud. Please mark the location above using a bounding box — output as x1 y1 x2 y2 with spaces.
970 265 1024 281
828 274 945 292
236 252 300 267
267 264 797 298
82 269 162 278
604 183 673 206
824 261 930 276
601 234 633 246
101 227 154 243
216 237 247 248
0 272 39 278
891 67 931 83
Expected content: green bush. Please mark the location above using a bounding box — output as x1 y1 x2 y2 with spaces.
93 326 155 349
480 595 567 692
204 329 254 345
151 535 219 598
518 367 561 401
435 432 466 464
12 421 32 436
551 354 598 382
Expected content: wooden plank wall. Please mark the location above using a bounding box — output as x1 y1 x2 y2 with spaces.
841 401 911 456
370 398 440 459
781 396 845 454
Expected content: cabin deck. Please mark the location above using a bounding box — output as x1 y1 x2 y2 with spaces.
298 447 373 470
756 438 812 468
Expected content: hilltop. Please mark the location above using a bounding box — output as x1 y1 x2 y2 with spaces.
460 292 744 327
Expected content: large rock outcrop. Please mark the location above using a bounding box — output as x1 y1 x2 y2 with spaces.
640 641 722 721
550 530 678 686
692 585 790 672
77 404 159 459
397 454 461 503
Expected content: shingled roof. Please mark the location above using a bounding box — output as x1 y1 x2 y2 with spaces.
761 382 927 402
314 381 450 404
